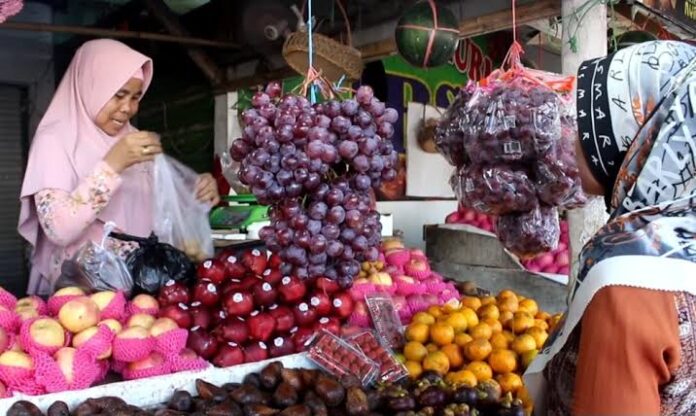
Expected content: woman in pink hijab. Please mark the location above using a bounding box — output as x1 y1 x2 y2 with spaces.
18 39 220 295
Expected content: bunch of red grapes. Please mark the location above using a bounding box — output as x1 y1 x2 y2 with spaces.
231 83 399 287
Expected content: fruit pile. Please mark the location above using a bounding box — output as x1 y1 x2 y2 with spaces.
0 287 206 397
444 206 495 233
400 288 561 407
230 82 399 287
158 248 355 367
520 221 570 276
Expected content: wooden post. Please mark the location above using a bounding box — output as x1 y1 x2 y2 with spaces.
561 0 609 287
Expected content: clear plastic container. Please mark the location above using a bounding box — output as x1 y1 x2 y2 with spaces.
307 330 378 386
365 294 405 349
348 331 407 383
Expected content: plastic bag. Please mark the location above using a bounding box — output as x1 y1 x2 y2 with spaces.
220 150 248 194
55 222 133 296
496 206 560 259
451 164 537 215
435 84 474 167
153 154 214 263
111 232 195 295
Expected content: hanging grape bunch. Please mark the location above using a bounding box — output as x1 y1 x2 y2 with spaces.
230 83 399 287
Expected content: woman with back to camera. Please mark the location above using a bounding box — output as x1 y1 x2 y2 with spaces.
525 40 696 415
18 39 220 296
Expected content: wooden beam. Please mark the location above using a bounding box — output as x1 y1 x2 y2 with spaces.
459 0 560 39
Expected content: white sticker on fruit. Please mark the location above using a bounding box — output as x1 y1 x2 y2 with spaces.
311 297 320 307
269 304 278 310
204 260 212 268
299 303 308 312
290 327 298 333
191 326 201 331
228 342 238 347
178 303 189 310
263 269 271 276
262 283 272 292
319 317 329 324
259 342 267 349
165 280 175 287
250 310 260 317
282 277 291 285
191 302 202 307
227 256 237 263
333 299 342 307
233 293 243 303
274 337 283 347
207 283 217 292
252 249 261 256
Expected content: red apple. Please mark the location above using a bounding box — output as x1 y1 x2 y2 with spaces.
215 318 249 344
269 336 295 358
293 302 317 327
158 280 191 307
240 275 261 291
315 277 340 295
243 342 268 363
268 306 295 333
262 269 283 286
221 280 243 298
242 249 267 275
291 327 315 352
197 259 226 284
267 253 282 269
212 342 245 367
189 303 213 330
186 326 219 360
193 280 220 307
223 292 253 317
247 311 276 342
222 255 246 279
315 317 341 335
253 282 277 308
309 293 332 316
159 303 192 329
212 309 228 326
278 276 306 304
332 293 354 319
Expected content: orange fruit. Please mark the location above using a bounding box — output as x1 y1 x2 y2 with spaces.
483 318 503 333
498 296 519 313
445 312 469 333
521 349 539 369
403 341 428 362
511 334 537 355
490 332 510 350
460 296 482 311
426 343 439 353
488 349 518 374
518 299 539 316
497 373 523 394
405 323 430 343
527 327 549 349
461 307 480 329
423 351 450 375
535 311 551 321
441 344 464 368
464 339 493 361
497 289 518 301
500 310 514 329
405 360 423 379
518 385 534 411
469 322 493 340
427 305 443 318
511 311 535 334
443 300 462 313
411 312 436 325
480 295 497 306
478 304 500 321
446 370 478 387
466 361 493 382
455 333 474 348
430 323 455 346
534 319 550 331
502 330 515 343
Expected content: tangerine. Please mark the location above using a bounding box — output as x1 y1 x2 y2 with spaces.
455 333 474 348
405 323 430 343
534 319 550 331
497 289 518 301
405 360 423 379
527 326 549 349
445 312 469 333
511 311 535 334
426 343 439 353
423 351 450 375
443 300 462 313
497 373 523 394
469 322 493 340
446 370 478 387
511 334 537 355
499 310 514 329
466 361 493 382
521 349 538 369
535 311 551 321
478 304 500 321
441 344 464 368
464 339 493 361
518 299 539 316
490 332 510 350
498 296 519 313
488 349 518 374
411 312 436 325
427 305 443 318
483 318 503 333
480 295 497 306
404 341 428 362
461 307 480 328
460 296 482 311
430 323 455 346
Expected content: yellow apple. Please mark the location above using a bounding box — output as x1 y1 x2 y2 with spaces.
15 296 41 311
127 351 164 372
98 319 122 333
117 326 149 340
149 318 178 337
53 287 86 297
89 291 116 311
369 272 393 286
73 327 111 359
0 350 33 369
15 306 39 321
131 294 159 314
54 347 76 383
127 313 156 330
58 298 100 333
29 318 65 347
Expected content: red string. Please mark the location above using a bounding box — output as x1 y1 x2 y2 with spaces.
512 0 517 45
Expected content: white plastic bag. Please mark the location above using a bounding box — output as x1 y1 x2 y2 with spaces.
153 154 214 262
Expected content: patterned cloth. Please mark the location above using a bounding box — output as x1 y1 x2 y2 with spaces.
526 40 696 414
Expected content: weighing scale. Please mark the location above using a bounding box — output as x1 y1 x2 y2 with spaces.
209 194 270 242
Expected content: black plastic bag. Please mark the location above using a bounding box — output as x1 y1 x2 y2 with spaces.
111 232 196 295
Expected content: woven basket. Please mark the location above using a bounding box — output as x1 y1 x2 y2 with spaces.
283 29 363 82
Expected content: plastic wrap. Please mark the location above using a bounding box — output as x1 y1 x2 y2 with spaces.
451 164 537 215
496 206 560 259
435 84 474 167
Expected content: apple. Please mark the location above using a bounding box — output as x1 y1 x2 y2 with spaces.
221 280 244 298
247 311 276 342
216 318 249 344
179 348 197 361
369 272 392 286
0 350 33 369
90 291 116 311
253 282 277 307
53 287 85 297
193 280 220 307
223 292 253 317
197 259 226 285
332 293 354 319
243 341 268 363
293 302 317 327
149 317 179 338
128 351 165 372
98 319 123 334
310 293 332 316
16 295 44 311
267 253 282 269
0 327 9 353
15 306 38 321
315 317 341 335
29 317 65 348
315 277 340 295
291 327 315 352
158 280 191 307
212 309 228 326
72 326 100 348
117 326 150 341
262 268 283 286
189 303 213 330
269 336 294 358
159 303 192 329
131 294 159 315
278 276 306 304
242 249 267 275
127 313 156 330
222 254 246 279
58 298 100 333
186 327 219 359
240 275 261 291
268 306 295 333
54 347 77 383
212 342 245 367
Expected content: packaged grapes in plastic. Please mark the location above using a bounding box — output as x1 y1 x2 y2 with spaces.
452 163 537 215
496 205 560 259
434 82 475 167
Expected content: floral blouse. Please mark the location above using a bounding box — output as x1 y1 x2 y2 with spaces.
34 161 138 283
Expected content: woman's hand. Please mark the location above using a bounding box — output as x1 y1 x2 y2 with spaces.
104 131 162 173
195 173 220 206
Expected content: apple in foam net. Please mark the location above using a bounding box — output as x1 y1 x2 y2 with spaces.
197 259 226 285
127 313 156 330
54 347 77 383
131 294 159 315
128 351 165 373
53 287 86 297
16 296 42 311
369 272 392 286
58 298 100 333
0 327 9 353
99 319 123 334
149 317 179 337
159 303 192 329
0 350 33 369
89 291 116 311
29 317 66 348
15 306 39 321
117 326 149 341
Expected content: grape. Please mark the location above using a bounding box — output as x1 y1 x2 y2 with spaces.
309 202 328 220
310 235 327 254
356 85 374 105
496 206 560 258
326 206 346 224
341 99 359 116
307 141 324 158
326 241 344 258
452 164 537 215
252 92 271 107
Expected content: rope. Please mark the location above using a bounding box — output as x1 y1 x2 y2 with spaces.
307 0 316 104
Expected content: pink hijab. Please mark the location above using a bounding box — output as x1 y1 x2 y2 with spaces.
18 39 154 294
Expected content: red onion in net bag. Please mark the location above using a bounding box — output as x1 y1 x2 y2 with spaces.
496 206 560 258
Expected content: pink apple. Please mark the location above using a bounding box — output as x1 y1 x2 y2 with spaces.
30 317 66 348
58 297 100 333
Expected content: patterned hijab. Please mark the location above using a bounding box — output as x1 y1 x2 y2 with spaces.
526 40 696 411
